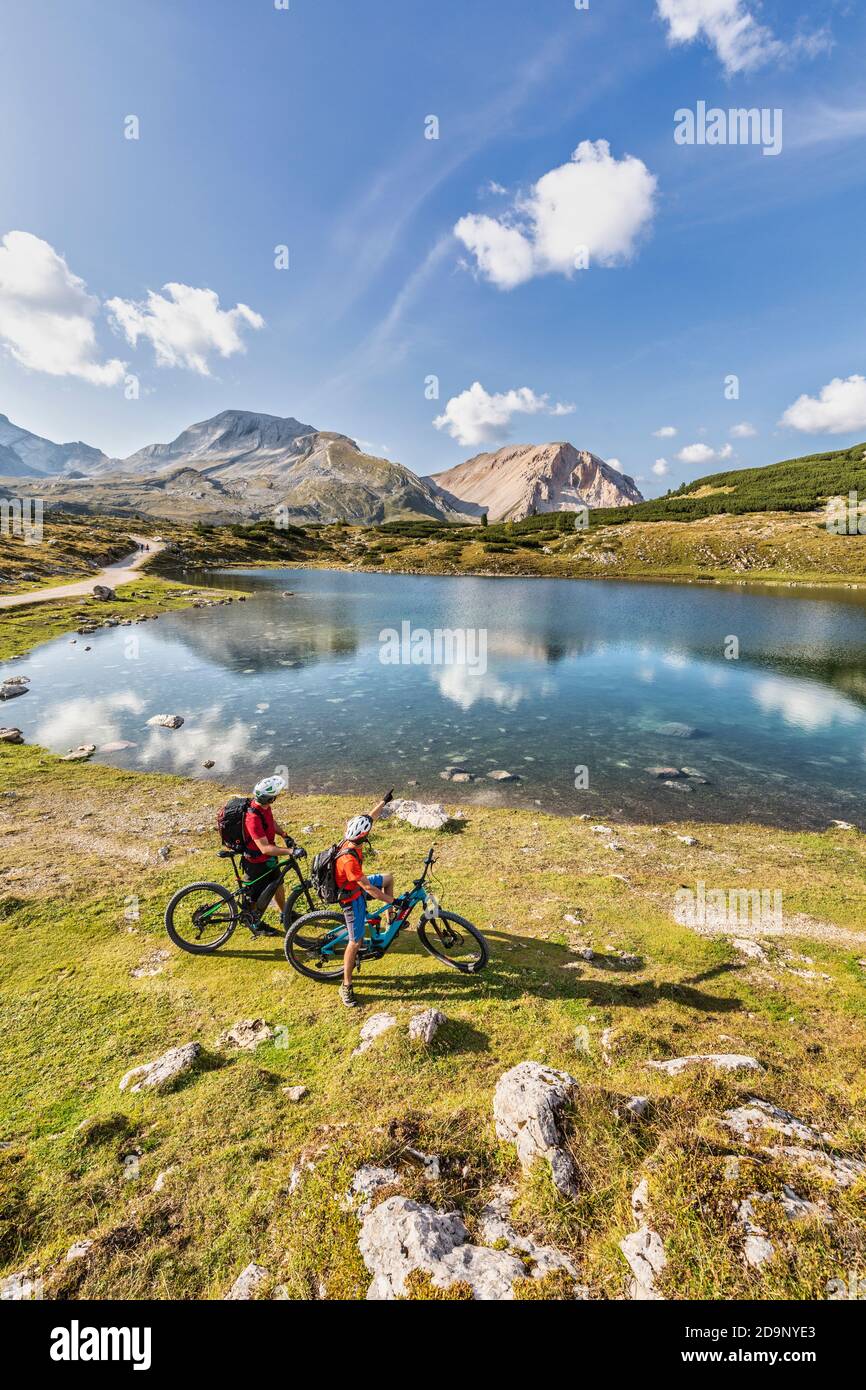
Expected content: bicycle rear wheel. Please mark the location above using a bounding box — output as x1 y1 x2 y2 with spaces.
417 910 488 974
284 910 349 982
165 882 238 954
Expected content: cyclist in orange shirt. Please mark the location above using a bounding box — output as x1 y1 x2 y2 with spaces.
334 790 395 1007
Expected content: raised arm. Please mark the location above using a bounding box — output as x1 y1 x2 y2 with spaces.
369 788 395 824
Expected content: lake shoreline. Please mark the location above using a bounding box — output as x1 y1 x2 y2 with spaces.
211 557 866 593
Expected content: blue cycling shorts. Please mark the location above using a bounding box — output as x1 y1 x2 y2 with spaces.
342 874 384 943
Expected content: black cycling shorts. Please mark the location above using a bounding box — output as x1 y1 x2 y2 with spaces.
242 857 280 900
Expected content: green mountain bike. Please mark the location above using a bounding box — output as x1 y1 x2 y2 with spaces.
165 840 315 954
284 846 488 980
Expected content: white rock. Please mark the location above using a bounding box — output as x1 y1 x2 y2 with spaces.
591 825 613 835
764 1145 866 1189
408 1009 446 1045
631 1177 651 1220
405 1148 442 1181
65 1240 93 1262
677 835 699 846
722 1098 824 1146
216 1019 274 1051
147 714 184 729
493 1061 579 1197
647 1053 763 1077
345 1165 401 1216
282 1085 308 1103
360 1197 522 1300
477 1186 585 1287
225 1262 269 1300
61 744 96 762
737 1185 833 1268
487 770 519 782
353 1013 397 1056
119 1041 202 1094
620 1227 667 1300
382 799 450 831
732 938 768 961
624 1096 650 1120
0 1270 40 1300
152 1168 177 1193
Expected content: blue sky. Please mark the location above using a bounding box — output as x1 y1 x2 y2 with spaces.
1 0 865 495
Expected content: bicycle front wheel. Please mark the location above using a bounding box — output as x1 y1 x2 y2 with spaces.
283 879 318 930
165 881 238 954
284 910 350 982
417 910 488 974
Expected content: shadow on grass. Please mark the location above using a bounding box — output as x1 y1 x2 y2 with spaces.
194 926 743 1015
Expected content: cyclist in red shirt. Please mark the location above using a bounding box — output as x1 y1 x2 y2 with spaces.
242 775 298 937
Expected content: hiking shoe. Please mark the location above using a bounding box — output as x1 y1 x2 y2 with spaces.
339 983 358 1009
251 923 283 939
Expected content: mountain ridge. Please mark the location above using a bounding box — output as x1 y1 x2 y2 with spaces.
0 408 640 525
432 441 644 520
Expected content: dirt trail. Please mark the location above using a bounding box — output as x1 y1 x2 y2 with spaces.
0 536 166 610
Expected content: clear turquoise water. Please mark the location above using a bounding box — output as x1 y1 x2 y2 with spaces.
7 566 866 828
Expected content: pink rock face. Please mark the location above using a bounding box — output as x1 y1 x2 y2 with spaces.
432 442 643 522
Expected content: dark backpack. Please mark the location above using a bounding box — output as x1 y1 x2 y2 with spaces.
311 842 360 904
217 796 265 854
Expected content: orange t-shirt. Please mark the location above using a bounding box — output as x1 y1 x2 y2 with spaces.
334 842 364 901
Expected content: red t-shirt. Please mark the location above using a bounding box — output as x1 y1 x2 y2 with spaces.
243 802 276 863
334 841 364 901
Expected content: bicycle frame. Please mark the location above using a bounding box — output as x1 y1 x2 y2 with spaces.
318 847 438 960
202 848 310 920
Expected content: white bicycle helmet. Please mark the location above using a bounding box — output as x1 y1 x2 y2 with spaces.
253 775 287 803
345 814 372 840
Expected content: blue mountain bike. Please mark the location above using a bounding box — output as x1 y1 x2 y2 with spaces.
283 846 488 980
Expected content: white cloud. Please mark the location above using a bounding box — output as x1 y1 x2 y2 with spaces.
731 421 757 438
107 283 264 376
34 691 145 750
454 217 536 291
656 0 784 75
433 382 574 448
0 230 125 385
653 458 670 476
432 664 526 711
139 705 271 772
657 0 830 75
607 458 623 472
780 375 866 435
752 678 859 733
676 442 733 465
654 425 678 438
455 140 657 291
677 442 715 464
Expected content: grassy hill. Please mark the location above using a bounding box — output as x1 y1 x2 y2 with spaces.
592 442 866 527
0 745 864 1300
